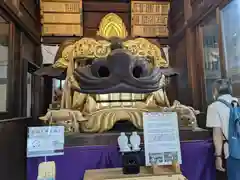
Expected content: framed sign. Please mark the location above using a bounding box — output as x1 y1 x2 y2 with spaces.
27 126 64 157
40 0 83 36
143 112 182 166
131 1 169 37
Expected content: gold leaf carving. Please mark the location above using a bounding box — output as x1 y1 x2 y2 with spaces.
53 37 168 69
74 38 111 58
53 44 74 69
97 13 128 39
123 38 168 67
53 38 111 69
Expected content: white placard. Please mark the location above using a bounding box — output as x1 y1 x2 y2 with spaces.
41 45 59 64
143 112 182 166
27 126 64 158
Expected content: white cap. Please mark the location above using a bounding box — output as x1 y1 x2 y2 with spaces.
120 132 125 136
132 132 137 135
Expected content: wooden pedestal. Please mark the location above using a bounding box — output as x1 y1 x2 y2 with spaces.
152 161 181 175
84 166 186 180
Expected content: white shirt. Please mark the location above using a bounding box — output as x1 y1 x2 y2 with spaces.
206 94 238 159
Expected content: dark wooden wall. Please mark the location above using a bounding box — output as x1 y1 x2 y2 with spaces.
0 0 42 179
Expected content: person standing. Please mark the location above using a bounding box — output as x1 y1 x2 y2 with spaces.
206 79 240 180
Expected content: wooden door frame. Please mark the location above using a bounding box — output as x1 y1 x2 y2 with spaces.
190 8 230 111
194 24 207 110
194 11 221 110
216 8 227 79
0 8 15 119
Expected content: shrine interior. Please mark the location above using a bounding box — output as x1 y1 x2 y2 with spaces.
0 0 237 180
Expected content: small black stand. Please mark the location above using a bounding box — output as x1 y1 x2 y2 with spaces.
122 151 140 174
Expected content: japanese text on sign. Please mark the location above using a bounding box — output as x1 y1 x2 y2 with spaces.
131 1 169 37
40 0 83 36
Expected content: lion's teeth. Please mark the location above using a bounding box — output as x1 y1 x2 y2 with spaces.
120 93 131 100
96 93 145 102
110 93 120 101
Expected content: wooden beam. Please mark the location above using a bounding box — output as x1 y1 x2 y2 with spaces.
0 2 40 44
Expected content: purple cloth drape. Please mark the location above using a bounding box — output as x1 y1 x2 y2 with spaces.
27 140 216 180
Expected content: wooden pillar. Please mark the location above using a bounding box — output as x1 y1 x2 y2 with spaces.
184 0 203 109
42 64 53 114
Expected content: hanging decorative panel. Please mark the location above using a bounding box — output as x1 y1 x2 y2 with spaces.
40 0 83 36
131 1 169 37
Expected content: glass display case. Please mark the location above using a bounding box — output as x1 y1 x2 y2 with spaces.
202 16 221 103
221 0 240 82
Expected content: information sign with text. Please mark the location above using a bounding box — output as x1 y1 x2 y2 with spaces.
27 126 64 158
143 112 182 166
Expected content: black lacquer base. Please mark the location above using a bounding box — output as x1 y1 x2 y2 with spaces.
122 151 141 174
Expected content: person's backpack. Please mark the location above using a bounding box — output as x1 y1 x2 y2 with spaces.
217 99 240 159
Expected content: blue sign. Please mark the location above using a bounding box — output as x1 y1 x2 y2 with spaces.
27 126 64 158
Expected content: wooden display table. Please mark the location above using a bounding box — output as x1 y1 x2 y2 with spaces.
84 167 187 180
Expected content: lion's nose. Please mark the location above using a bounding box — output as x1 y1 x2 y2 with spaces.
107 52 133 77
